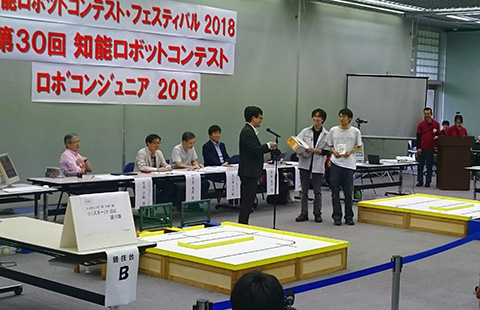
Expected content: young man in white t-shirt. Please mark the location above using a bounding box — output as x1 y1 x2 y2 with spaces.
328 108 362 226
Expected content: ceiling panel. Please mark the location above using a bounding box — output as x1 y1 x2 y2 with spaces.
318 0 480 31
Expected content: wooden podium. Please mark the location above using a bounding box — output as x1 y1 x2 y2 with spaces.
436 136 474 190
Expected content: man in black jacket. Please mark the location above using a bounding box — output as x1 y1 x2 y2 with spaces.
238 106 276 224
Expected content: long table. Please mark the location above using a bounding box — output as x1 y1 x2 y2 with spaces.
28 174 135 219
28 163 299 218
465 166 480 200
0 217 154 306
0 184 58 220
355 160 417 197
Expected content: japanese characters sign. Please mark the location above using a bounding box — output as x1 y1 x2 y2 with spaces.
60 192 137 252
32 62 201 105
1 17 234 75
184 172 201 202
1 0 236 106
105 246 139 307
134 177 153 208
0 0 237 43
226 170 240 200
265 167 279 195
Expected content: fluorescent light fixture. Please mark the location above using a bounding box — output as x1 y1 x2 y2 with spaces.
356 0 423 12
433 7 480 13
446 14 474 22
328 0 405 14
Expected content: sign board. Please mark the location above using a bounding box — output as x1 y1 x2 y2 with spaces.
60 192 137 252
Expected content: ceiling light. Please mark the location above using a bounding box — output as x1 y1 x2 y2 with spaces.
433 7 480 13
328 0 405 14
356 0 423 12
445 15 474 22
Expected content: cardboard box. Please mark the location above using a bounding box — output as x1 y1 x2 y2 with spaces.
287 136 310 154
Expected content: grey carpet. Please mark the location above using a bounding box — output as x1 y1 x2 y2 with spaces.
1 172 479 309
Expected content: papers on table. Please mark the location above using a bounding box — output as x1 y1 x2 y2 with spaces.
2 185 44 193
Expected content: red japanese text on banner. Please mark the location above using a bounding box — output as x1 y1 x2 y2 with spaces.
0 17 234 75
32 62 201 106
0 0 237 43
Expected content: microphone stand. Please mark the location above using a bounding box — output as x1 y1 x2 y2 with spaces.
266 129 281 230
273 134 279 229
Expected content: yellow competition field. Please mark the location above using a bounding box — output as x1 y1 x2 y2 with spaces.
358 194 480 237
137 222 349 293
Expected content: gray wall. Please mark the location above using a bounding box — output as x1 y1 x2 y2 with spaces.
0 0 415 180
445 31 480 139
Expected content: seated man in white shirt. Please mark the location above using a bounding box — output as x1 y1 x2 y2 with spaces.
134 134 172 173
171 131 204 169
59 133 93 176
170 132 209 208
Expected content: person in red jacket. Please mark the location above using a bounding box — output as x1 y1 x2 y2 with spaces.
446 114 468 137
416 107 440 187
439 120 449 136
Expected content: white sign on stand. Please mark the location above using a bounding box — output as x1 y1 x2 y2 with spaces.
105 246 139 307
60 192 137 252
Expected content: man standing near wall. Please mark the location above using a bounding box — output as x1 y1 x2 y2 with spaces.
238 106 276 225
328 108 362 226
416 107 440 187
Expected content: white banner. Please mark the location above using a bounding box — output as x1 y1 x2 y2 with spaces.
0 17 234 75
225 170 240 200
184 172 201 202
294 166 301 192
32 62 201 105
134 177 153 208
265 167 279 196
0 0 237 43
105 246 139 307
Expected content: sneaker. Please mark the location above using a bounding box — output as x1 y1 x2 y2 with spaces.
333 220 342 226
314 215 323 223
295 214 308 222
345 219 355 226
416 182 423 187
425 183 430 187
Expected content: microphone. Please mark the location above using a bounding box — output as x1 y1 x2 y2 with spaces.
355 118 368 124
266 128 281 138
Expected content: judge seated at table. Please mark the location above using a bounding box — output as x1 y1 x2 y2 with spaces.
171 132 209 208
202 125 231 167
134 134 172 173
59 133 92 176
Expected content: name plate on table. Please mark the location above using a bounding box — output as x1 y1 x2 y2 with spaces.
60 192 137 252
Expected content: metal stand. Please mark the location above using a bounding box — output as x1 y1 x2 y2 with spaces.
266 130 281 230
391 255 403 310
272 135 279 229
0 282 23 295
193 299 212 310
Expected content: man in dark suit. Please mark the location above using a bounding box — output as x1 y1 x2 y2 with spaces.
203 125 231 166
238 106 277 224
